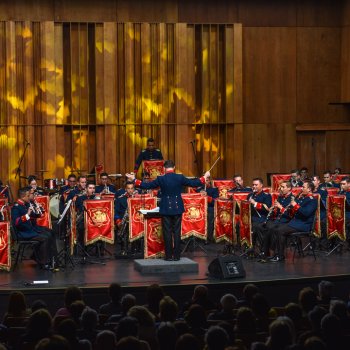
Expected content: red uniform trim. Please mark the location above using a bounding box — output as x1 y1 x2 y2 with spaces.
135 179 142 186
256 202 262 210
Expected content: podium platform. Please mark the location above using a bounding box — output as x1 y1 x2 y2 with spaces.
134 257 198 274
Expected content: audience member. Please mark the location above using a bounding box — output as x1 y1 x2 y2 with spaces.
175 333 200 350
3 291 30 326
99 283 122 316
157 322 177 350
207 293 237 321
159 296 178 322
77 307 99 344
204 325 229 350
54 286 83 318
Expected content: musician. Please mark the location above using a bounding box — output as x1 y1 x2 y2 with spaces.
196 176 219 242
320 170 340 189
59 174 77 215
311 175 328 222
339 177 350 234
290 170 303 188
66 175 87 201
127 160 210 261
28 175 45 195
134 137 163 172
255 181 293 259
11 187 55 269
332 167 342 182
95 172 117 194
300 167 309 182
247 178 272 225
114 182 137 255
229 175 252 193
269 181 317 262
0 180 9 199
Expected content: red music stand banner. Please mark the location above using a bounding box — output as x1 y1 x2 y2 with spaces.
143 160 165 179
84 199 114 246
95 164 104 185
212 180 234 198
0 222 11 271
291 187 303 197
326 188 339 196
240 200 252 247
144 216 164 259
214 199 235 244
312 193 321 238
101 194 115 200
333 174 350 184
232 192 250 206
327 195 346 241
35 195 52 229
0 198 10 222
181 194 207 240
129 197 157 242
270 174 291 192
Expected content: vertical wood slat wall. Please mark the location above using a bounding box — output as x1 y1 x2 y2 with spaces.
0 21 242 194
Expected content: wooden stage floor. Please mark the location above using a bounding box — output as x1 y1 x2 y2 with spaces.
1 241 350 316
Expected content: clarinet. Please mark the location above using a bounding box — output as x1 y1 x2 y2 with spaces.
118 209 129 239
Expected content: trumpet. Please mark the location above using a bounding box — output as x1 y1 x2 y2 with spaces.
0 185 8 196
103 184 110 194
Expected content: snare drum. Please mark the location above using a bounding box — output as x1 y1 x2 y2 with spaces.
44 178 58 190
49 193 60 219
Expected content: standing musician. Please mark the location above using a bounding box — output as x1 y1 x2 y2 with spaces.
196 176 219 242
134 137 163 172
254 181 293 259
114 182 137 255
95 172 117 194
0 180 9 199
290 170 303 188
269 181 317 262
127 160 210 261
28 175 45 195
11 187 56 269
229 174 252 193
320 170 340 189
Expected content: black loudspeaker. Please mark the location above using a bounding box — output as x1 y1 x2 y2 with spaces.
208 254 246 279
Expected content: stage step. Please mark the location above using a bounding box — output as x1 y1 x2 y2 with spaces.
134 257 199 274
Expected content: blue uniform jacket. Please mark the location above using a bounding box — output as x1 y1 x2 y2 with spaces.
274 193 293 223
229 187 253 193
288 195 317 232
339 190 350 219
247 191 272 223
135 172 205 215
75 195 98 213
114 194 129 221
314 188 328 221
320 181 340 189
134 148 163 171
11 200 39 239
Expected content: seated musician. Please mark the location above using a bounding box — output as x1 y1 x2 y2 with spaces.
134 137 163 173
229 174 252 193
332 167 342 182
0 180 9 199
312 175 328 236
320 170 340 189
300 167 310 182
196 176 219 242
95 172 117 194
290 169 303 188
59 174 77 215
247 178 272 249
339 177 350 236
255 181 293 260
28 175 45 195
66 175 87 201
11 187 55 269
269 181 317 262
74 182 100 243
114 182 137 255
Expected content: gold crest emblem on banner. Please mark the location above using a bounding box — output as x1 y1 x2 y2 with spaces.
0 229 7 251
331 203 341 220
219 210 231 226
149 222 163 243
89 208 110 227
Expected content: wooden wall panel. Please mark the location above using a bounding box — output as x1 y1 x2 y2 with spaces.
296 27 347 123
341 26 350 101
325 131 350 171
243 27 297 124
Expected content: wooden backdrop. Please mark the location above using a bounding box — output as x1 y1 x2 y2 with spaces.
0 21 242 193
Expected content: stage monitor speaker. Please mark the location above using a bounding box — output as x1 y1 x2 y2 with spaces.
208 254 246 279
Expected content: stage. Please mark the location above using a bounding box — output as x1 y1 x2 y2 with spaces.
1 241 350 316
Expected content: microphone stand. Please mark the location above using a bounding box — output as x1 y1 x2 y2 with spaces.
15 141 30 188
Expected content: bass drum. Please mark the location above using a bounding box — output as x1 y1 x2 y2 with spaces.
49 193 60 219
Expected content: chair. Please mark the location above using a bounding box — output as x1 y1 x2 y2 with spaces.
288 214 317 263
10 224 40 269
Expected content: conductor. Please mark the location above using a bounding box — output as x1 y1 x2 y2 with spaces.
127 160 210 261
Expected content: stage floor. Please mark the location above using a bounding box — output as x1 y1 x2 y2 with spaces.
1 241 350 290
